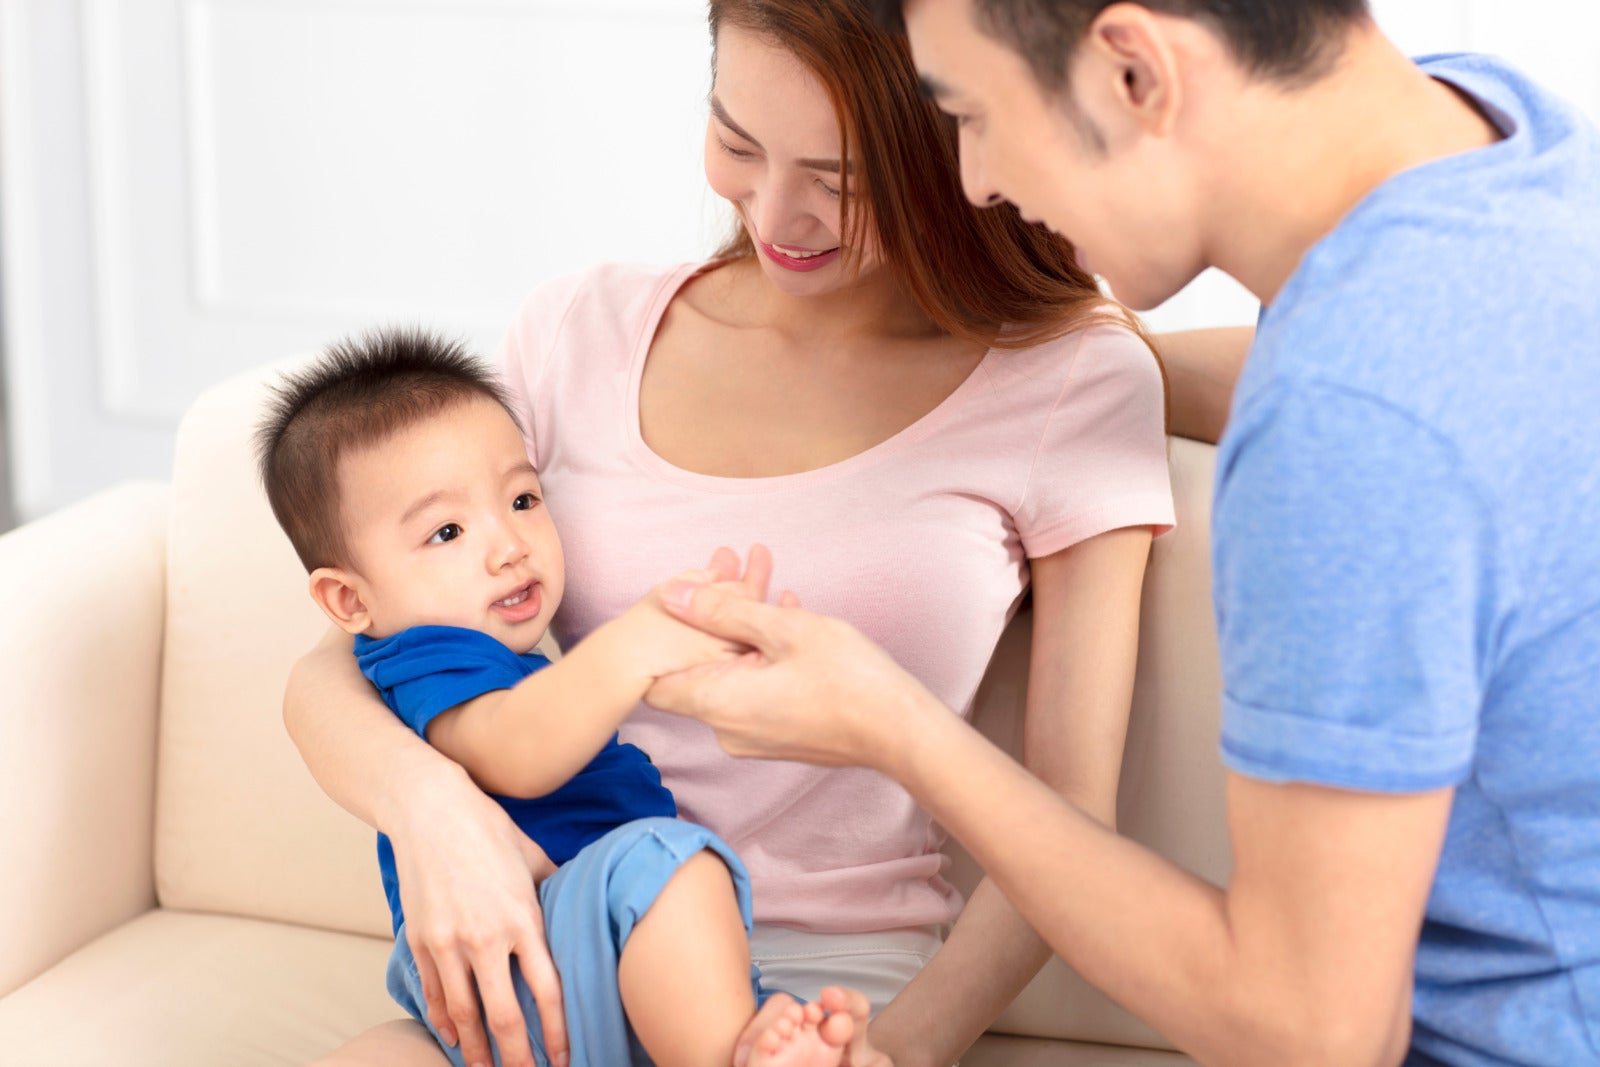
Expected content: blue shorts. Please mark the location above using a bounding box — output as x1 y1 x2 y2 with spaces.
388 817 768 1067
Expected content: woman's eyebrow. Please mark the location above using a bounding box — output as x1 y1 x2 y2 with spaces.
709 96 762 147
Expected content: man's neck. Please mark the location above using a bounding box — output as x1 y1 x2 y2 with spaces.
1198 22 1502 306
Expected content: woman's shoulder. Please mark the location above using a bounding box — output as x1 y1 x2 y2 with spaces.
510 260 703 328
991 311 1161 394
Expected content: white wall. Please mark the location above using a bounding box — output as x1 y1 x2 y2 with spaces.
1135 0 1600 332
3 0 1598 520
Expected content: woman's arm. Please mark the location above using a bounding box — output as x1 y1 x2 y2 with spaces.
866 527 1153 1067
1154 327 1254 444
283 626 568 1067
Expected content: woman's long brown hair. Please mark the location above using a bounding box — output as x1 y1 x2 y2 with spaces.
707 0 1158 357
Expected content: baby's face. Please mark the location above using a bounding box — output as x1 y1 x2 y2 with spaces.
336 395 563 653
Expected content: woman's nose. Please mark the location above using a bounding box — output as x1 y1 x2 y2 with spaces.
748 172 811 244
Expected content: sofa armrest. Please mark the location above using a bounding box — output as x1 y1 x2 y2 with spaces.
0 482 169 996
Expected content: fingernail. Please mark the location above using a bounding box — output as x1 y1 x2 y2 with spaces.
662 580 696 611
440 1027 457 1047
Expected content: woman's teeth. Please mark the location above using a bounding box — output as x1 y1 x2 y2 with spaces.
777 246 833 259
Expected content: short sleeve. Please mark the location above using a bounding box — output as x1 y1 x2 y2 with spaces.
355 626 549 739
1215 383 1501 792
493 272 590 468
1016 326 1175 558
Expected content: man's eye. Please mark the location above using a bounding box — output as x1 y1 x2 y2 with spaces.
513 493 539 511
427 523 462 544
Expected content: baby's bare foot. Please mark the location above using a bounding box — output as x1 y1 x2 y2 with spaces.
746 998 847 1067
817 987 889 1067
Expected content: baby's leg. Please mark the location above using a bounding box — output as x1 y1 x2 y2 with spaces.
617 849 759 1066
619 854 849 1067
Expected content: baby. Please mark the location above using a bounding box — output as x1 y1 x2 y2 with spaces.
255 327 870 1067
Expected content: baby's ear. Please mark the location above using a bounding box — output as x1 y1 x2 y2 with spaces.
308 567 373 635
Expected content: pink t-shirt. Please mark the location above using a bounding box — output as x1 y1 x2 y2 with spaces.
496 261 1174 933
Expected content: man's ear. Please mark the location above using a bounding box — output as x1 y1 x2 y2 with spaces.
1084 2 1183 137
308 567 374 635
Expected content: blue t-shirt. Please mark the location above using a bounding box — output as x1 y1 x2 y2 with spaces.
355 625 677 934
1215 54 1600 1065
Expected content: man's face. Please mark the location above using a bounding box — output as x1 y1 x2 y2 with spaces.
334 395 565 653
903 0 1206 309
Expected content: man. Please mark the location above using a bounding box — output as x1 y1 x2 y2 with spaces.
648 2 1600 1063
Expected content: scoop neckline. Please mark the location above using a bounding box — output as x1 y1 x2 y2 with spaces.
624 260 997 495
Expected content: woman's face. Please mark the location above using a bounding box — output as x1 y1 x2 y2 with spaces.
705 26 882 296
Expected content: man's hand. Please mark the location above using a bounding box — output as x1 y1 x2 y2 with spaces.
618 545 777 682
645 549 934 772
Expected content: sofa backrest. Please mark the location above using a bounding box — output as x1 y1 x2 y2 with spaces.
153 362 1227 1049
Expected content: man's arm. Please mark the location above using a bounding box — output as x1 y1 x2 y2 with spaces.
646 566 1454 1064
888 703 1449 1066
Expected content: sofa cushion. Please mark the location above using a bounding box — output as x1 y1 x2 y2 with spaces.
963 1034 1196 1066
0 910 397 1066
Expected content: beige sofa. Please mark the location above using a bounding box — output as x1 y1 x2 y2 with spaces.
0 362 1227 1065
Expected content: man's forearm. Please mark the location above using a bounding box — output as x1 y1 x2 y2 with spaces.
884 698 1298 1066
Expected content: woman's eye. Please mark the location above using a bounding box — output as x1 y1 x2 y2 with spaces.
427 523 462 544
512 493 539 511
716 136 755 160
816 179 842 200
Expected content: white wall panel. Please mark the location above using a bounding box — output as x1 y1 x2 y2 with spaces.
4 1 1599 517
3 0 715 517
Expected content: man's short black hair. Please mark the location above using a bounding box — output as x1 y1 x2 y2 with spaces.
866 0 1370 92
255 326 517 572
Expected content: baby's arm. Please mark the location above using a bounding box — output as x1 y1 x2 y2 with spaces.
425 576 746 798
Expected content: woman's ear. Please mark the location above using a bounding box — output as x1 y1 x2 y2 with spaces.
308 567 374 635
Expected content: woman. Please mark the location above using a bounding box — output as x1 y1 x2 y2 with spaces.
289 2 1232 1064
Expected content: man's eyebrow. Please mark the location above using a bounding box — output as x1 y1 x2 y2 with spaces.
918 74 951 102
709 96 762 148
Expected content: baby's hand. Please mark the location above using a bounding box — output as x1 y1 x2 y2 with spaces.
622 567 757 680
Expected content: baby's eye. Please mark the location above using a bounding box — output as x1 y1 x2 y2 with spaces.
427 523 462 544
512 493 539 511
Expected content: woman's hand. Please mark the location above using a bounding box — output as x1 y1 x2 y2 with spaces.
389 772 569 1067
644 550 936 771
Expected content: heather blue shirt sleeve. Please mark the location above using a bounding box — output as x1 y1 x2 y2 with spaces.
1215 382 1500 792
354 625 549 738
